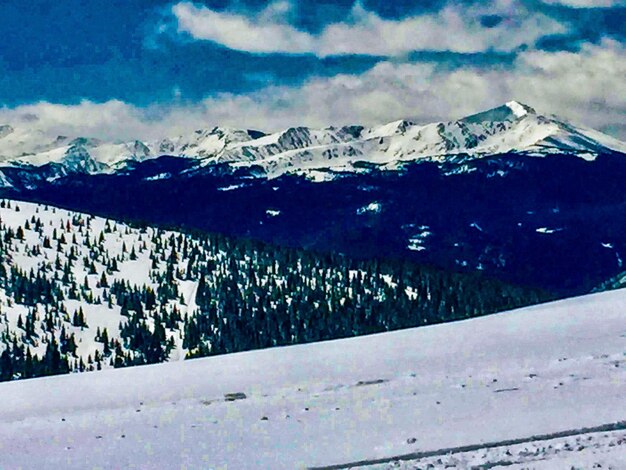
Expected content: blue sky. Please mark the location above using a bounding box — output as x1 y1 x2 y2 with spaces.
0 0 624 139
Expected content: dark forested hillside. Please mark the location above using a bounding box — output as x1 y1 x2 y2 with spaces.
0 200 549 382
2 152 626 295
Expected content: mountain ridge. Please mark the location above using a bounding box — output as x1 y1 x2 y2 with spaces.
1 102 624 179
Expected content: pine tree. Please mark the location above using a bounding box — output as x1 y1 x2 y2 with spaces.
0 348 13 381
24 348 34 379
102 328 111 355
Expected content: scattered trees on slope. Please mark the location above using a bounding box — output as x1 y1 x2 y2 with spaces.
0 201 550 382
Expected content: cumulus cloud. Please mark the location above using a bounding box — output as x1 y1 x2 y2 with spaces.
0 101 149 141
540 0 625 7
171 1 315 54
200 39 626 137
0 100 218 142
1 41 624 141
507 42 626 129
170 0 566 56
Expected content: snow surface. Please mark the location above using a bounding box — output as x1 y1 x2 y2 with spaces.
1 102 625 179
0 288 624 469
356 201 382 215
365 428 626 469
536 227 564 234
266 209 281 217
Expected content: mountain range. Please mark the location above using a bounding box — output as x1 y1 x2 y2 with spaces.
1 102 625 295
1 101 625 180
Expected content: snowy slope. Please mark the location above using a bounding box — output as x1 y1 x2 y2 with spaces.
0 200 201 367
1 199 544 380
1 102 624 178
0 288 624 469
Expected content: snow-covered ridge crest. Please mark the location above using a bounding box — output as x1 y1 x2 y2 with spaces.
0 102 624 178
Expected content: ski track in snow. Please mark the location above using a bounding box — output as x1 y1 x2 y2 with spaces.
354 427 626 469
0 288 624 469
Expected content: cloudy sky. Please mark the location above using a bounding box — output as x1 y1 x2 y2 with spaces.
0 0 624 140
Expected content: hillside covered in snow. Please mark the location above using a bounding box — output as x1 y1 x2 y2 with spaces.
0 288 624 469
0 200 546 382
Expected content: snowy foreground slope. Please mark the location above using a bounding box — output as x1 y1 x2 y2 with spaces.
0 289 624 469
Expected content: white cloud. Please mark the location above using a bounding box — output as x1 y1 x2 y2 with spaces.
0 100 214 142
507 41 626 130
170 0 566 56
541 0 625 8
171 1 315 54
1 41 624 141
0 101 150 141
195 39 625 137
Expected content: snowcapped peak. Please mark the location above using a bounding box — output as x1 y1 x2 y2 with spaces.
391 119 417 134
505 101 535 118
129 140 150 156
461 102 536 125
184 126 263 144
68 137 102 148
208 125 235 135
369 119 417 138
61 144 103 173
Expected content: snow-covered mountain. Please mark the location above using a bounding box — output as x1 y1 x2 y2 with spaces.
1 287 624 469
1 102 624 178
216 101 626 178
0 125 265 174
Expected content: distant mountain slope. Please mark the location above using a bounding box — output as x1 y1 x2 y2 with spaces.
0 125 265 174
215 101 626 178
0 200 546 382
0 288 624 469
4 151 625 295
1 102 624 178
